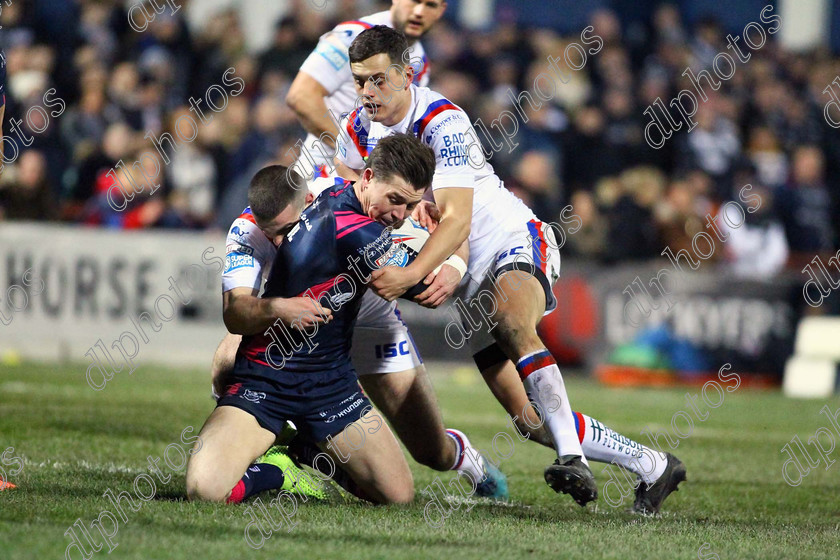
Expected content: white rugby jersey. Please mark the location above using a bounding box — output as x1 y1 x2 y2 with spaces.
221 207 278 293
297 11 430 179
221 178 340 293
335 85 538 277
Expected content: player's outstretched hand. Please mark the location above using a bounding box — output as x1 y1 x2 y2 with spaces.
414 264 460 308
411 200 440 233
370 266 416 301
272 297 332 330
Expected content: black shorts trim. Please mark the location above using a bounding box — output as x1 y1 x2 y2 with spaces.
492 262 556 312
473 342 508 371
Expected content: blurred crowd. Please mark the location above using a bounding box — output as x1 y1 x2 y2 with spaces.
1 0 838 277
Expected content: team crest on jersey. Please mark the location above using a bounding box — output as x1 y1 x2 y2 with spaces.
241 390 266 403
230 226 249 240
329 291 354 308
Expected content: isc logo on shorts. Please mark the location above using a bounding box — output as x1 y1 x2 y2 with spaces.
496 246 524 261
375 341 410 358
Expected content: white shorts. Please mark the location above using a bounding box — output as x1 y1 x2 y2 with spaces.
456 219 561 355
351 290 423 376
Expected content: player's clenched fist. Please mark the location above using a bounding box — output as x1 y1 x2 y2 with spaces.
370 266 420 302
271 296 332 330
415 264 461 308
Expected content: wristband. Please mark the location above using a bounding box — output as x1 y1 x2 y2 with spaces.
433 255 468 280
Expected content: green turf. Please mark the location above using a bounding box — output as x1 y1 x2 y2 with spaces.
1 361 839 560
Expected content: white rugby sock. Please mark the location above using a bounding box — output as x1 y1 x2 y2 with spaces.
446 428 486 483
517 350 586 464
575 412 667 484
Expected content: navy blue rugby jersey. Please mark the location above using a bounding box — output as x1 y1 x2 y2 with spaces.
238 178 424 374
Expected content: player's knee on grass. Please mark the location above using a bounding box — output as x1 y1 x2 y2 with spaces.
360 368 454 473
185 464 232 502
185 443 234 502
323 416 415 505
377 478 415 505
186 406 274 502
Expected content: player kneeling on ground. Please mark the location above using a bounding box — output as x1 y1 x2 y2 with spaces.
187 135 457 505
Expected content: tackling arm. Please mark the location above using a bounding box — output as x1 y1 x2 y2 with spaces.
370 187 472 301
411 187 472 278
335 160 360 182
223 287 332 336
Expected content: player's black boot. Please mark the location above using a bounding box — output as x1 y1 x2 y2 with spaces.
632 453 686 515
544 456 598 507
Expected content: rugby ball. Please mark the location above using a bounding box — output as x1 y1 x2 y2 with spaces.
385 217 430 267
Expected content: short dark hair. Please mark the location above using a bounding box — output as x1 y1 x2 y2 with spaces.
365 134 435 190
349 25 408 67
247 165 306 222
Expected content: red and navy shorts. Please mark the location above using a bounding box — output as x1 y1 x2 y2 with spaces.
217 356 372 443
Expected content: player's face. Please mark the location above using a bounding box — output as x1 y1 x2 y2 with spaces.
391 0 447 40
255 201 304 246
360 168 424 227
351 54 413 125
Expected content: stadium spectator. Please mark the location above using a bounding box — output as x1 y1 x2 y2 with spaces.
565 190 607 259
719 185 789 278
0 150 57 221
508 150 562 222
778 145 835 256
603 167 662 263
0 0 834 279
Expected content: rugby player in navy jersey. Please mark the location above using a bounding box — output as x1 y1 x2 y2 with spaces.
186 135 455 504
208 0 501 504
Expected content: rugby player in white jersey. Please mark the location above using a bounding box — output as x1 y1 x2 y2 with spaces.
335 25 687 511
209 0 508 501
286 0 439 182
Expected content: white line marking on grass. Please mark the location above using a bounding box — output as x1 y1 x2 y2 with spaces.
22 457 145 475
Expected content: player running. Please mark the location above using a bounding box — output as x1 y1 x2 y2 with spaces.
334 25 686 512
209 0 504 502
187 135 501 505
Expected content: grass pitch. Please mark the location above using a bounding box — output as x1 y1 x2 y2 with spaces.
1 361 839 560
